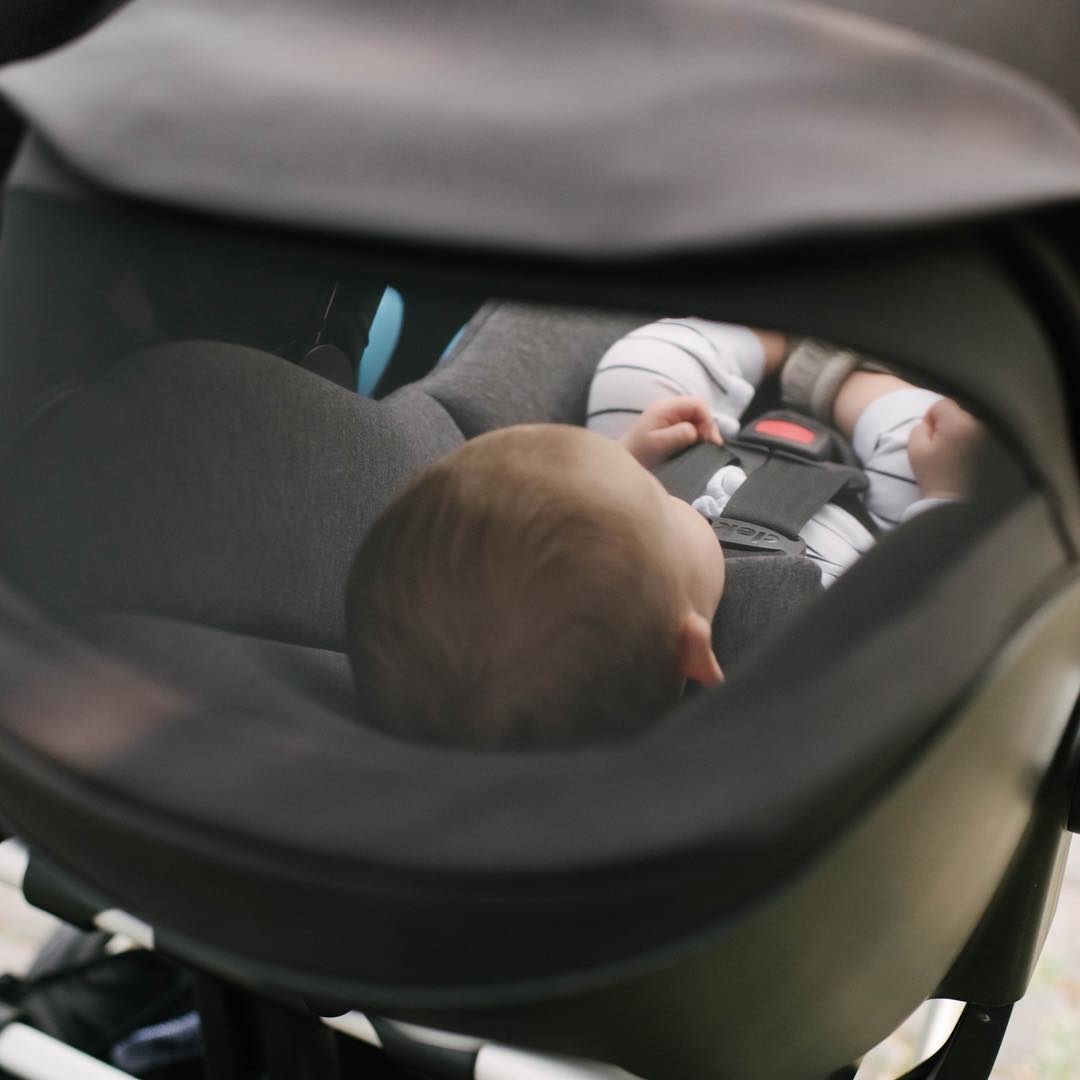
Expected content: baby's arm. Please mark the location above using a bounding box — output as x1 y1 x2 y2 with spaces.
587 319 785 442
832 371 983 528
832 371 916 441
834 372 940 529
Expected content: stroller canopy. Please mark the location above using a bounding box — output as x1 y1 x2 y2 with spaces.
2 0 1080 254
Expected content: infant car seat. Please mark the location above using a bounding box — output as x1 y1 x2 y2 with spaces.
0 2 1079 1079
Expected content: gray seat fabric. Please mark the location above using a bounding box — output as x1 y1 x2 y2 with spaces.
3 301 650 650
73 610 359 724
710 555 821 672
4 340 462 650
419 301 645 435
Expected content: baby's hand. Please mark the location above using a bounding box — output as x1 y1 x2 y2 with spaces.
907 398 984 500
620 396 723 470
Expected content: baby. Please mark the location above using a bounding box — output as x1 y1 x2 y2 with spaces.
587 319 983 585
346 320 982 748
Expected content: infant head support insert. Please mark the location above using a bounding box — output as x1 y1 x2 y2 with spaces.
1 1 1080 1078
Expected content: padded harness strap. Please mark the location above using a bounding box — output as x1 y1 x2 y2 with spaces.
652 411 869 556
722 457 863 543
652 441 738 504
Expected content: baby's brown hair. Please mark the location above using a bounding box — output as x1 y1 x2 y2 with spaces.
346 425 683 748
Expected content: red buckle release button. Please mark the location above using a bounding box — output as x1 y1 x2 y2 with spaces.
752 418 816 445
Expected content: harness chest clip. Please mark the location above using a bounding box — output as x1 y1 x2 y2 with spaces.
736 411 841 463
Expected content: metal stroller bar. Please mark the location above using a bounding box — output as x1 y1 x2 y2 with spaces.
0 1021 136 1080
0 840 153 948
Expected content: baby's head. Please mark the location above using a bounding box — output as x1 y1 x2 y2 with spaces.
346 424 725 749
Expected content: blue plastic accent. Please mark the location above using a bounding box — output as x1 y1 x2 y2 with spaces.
358 286 404 395
439 324 467 364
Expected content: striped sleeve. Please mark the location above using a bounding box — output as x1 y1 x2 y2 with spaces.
587 319 766 440
851 387 943 531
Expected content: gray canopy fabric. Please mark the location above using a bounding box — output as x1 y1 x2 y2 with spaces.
819 0 1080 117
2 0 1080 257
0 0 123 179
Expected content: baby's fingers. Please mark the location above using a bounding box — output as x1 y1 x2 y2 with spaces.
645 395 722 444
649 420 700 460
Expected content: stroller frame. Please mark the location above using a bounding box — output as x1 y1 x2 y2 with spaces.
0 844 1041 1080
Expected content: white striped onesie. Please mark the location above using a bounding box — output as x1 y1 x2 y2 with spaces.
586 318 949 586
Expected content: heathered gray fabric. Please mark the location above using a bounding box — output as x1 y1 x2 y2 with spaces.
74 610 359 722
3 0 1080 255
818 0 1080 118
413 301 645 436
712 555 822 674
4 341 462 650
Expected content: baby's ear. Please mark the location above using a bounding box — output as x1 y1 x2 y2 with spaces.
677 612 725 687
